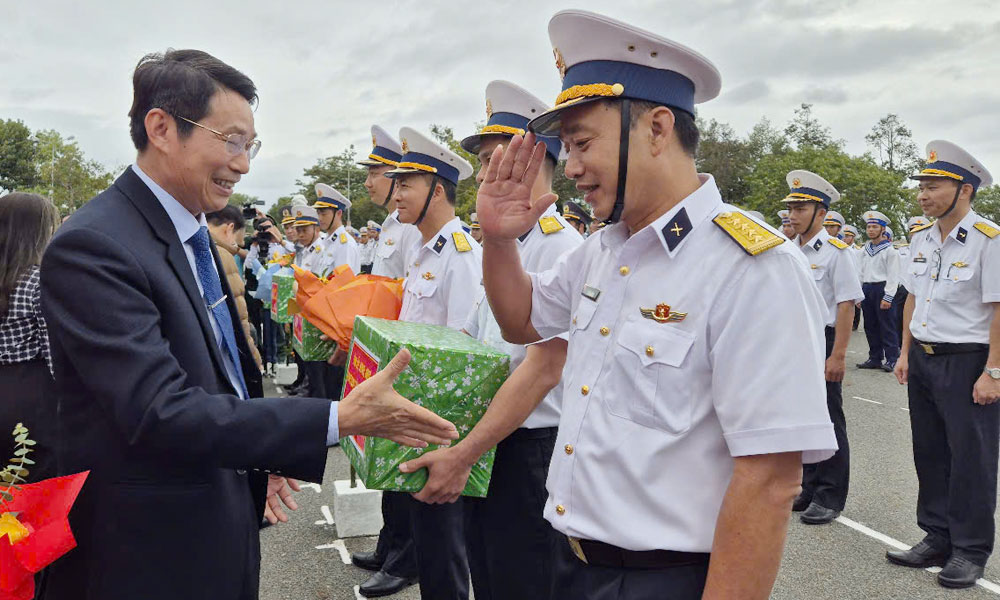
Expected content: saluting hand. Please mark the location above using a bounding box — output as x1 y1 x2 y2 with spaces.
476 132 558 241
339 348 459 448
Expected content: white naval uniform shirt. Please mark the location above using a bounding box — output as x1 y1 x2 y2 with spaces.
246 239 295 267
294 235 330 275
528 175 837 552
903 210 1000 344
859 240 900 303
796 230 864 327
360 240 376 266
372 211 422 279
464 204 584 429
398 217 482 331
321 225 361 274
898 244 911 262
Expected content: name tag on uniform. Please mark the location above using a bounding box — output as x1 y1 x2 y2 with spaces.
913 257 927 263
582 285 601 302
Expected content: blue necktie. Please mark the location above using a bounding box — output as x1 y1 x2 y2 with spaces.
188 226 248 398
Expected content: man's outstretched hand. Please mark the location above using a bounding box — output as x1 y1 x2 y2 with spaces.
476 132 558 241
338 348 459 448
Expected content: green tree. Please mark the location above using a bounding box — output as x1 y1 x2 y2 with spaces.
696 118 755 204
865 114 921 176
295 145 385 229
784 103 839 150
25 130 114 214
975 185 1000 224
0 119 38 193
228 191 259 208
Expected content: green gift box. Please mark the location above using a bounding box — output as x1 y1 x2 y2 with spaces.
270 271 295 324
340 316 508 497
292 313 336 362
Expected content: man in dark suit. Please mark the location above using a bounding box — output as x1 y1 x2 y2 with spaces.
39 49 456 600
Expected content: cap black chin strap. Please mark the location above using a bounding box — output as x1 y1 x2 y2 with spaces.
805 204 821 236
414 176 437 226
607 99 631 224
939 181 964 219
379 179 396 209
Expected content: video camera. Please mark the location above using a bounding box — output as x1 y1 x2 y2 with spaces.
242 199 265 220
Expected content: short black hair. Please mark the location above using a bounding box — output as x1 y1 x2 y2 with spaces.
627 100 699 158
129 49 258 151
421 174 457 205
206 204 246 229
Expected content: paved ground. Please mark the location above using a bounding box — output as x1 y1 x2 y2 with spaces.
260 328 1000 600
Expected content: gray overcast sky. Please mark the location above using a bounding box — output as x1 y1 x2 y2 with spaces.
3 0 998 204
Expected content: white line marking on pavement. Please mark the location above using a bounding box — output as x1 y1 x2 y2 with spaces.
900 407 910 412
320 505 334 525
316 539 351 564
354 585 364 600
835 516 1000 595
852 396 883 405
300 483 322 493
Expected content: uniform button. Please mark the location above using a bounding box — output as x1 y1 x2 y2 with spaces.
922 322 927 327
572 317 578 325
600 327 610 336
555 505 566 515
646 345 655 357
954 277 959 281
564 444 574 455
619 266 630 276
236 469 247 475
581 385 590 395
926 299 931 303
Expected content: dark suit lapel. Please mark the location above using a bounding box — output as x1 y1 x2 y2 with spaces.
114 169 233 388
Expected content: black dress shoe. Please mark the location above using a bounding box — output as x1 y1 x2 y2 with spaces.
351 550 384 572
856 360 884 369
937 556 984 589
886 541 950 568
359 571 417 598
882 362 895 373
800 502 840 525
792 493 812 512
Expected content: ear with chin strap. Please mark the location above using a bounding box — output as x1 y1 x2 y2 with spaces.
606 99 631 225
413 175 439 226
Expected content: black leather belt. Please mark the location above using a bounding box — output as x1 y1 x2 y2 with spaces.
914 340 989 356
567 537 710 569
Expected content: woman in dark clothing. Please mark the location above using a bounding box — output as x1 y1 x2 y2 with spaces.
0 192 59 481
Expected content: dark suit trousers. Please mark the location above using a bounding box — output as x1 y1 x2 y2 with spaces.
908 345 998 565
304 362 344 400
465 427 560 600
801 327 850 511
861 281 899 364
405 494 469 600
375 491 418 578
550 537 709 600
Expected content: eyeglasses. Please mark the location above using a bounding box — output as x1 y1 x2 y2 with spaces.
930 248 942 280
175 116 261 160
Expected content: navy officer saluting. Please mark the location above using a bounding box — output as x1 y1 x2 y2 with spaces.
783 170 863 525
890 140 1000 589
475 10 837 600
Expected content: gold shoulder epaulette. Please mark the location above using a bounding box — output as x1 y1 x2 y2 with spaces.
339 233 348 244
827 237 848 249
452 231 472 252
974 222 999 239
539 215 564 235
910 222 933 234
712 212 784 256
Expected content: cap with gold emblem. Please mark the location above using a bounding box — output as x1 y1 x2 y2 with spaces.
906 216 930 232
293 205 320 227
385 127 474 185
823 210 845 228
911 140 992 191
357 125 403 168
314 183 351 211
783 170 840 209
461 80 563 162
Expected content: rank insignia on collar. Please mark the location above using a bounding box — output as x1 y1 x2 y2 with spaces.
312 245 321 253
581 285 601 302
660 208 692 252
640 303 687 323
957 227 968 243
432 235 447 254
422 272 435 280
813 239 823 251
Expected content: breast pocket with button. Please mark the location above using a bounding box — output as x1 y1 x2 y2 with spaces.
941 261 976 303
610 322 697 434
406 277 439 300
376 241 396 259
811 266 826 282
571 297 598 335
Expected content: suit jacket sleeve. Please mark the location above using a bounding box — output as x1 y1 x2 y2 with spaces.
41 226 330 482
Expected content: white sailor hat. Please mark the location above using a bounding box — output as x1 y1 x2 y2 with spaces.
469 212 481 229
366 220 381 231
461 80 563 162
911 140 992 190
360 226 369 234
293 205 320 227
777 209 790 225
784 170 840 208
528 9 722 135
358 125 403 168
823 210 845 228
314 183 351 211
843 224 859 237
864 210 890 227
347 226 359 236
906 216 930 231
885 225 894 240
290 194 309 207
385 127 474 185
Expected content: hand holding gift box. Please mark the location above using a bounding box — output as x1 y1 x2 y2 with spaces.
0 424 88 600
340 317 508 498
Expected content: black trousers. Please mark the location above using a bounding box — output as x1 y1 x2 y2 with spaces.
303 362 344 400
373 491 418 578
801 327 850 511
861 281 899 365
853 304 861 330
908 345 998 565
465 427 560 600
893 286 909 345
404 494 469 600
550 536 709 600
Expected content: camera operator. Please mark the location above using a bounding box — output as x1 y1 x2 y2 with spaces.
246 213 294 266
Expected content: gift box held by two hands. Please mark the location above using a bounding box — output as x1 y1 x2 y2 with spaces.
339 317 508 498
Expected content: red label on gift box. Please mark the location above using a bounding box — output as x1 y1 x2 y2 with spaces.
271 282 278 315
343 340 380 455
293 314 304 344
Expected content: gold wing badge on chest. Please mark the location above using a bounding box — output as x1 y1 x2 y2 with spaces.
640 303 687 323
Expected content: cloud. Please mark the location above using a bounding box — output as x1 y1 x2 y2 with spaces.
718 80 771 104
802 87 849 105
